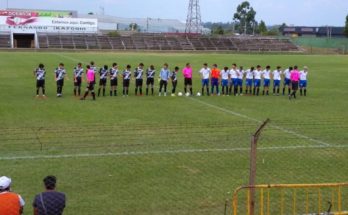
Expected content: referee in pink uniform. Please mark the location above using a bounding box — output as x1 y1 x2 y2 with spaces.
289 66 300 100
81 65 96 100
182 63 193 96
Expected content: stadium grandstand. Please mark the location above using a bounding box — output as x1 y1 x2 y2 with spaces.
0 8 299 52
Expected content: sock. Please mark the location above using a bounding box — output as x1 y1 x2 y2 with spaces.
304 89 307 96
146 88 149 95
83 91 88 98
288 88 291 95
190 88 193 95
222 86 225 95
234 87 237 96
114 90 117 96
282 88 285 95
201 88 204 96
135 88 138 95
151 88 154 95
92 92 96 100
42 88 45 95
262 90 265 95
110 90 113 96
140 88 142 95
300 89 303 96
103 89 105 96
207 88 209 96
123 89 125 95
78 88 81 96
266 90 269 95
240 87 243 94
74 89 76 96
126 89 129 95
245 89 248 94
36 89 39 95
98 88 101 97
184 88 187 94
273 88 275 94
257 88 260 96
253 88 256 95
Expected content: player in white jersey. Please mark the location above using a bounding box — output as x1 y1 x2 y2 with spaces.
73 63 84 97
245 67 254 95
199 63 211 96
220 67 230 96
262 65 271 96
299 66 309 96
283 67 292 95
272 66 282 96
98 65 108 97
229 64 238 96
237 66 244 96
134 63 144 96
109 63 119 96
34 63 46 97
253 65 262 96
54 63 68 97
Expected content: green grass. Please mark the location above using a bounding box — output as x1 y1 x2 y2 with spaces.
0 52 347 214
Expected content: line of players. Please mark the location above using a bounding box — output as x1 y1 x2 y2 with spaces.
34 62 309 100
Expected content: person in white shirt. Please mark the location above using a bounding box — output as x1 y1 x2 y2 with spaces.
220 67 230 96
299 66 309 96
262 65 271 96
283 66 292 95
245 67 254 95
272 66 282 96
253 65 262 96
199 63 211 96
237 66 244 96
229 64 238 96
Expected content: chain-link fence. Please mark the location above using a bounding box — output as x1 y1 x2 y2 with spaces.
0 118 347 214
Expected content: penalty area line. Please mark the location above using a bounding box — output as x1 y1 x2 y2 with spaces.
0 144 346 161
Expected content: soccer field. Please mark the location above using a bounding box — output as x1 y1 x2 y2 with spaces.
0 51 347 214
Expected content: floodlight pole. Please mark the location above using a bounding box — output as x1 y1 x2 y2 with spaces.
249 118 270 215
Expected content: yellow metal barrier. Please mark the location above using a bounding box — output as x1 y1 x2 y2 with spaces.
232 183 348 215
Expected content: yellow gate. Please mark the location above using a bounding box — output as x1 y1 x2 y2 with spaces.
232 183 348 215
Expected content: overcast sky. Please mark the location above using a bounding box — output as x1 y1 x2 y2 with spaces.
1 0 347 26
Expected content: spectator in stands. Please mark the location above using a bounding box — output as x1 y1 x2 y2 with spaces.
0 176 25 215
210 64 220 95
33 175 66 215
170 66 179 96
182 63 193 96
199 63 211 96
289 66 300 100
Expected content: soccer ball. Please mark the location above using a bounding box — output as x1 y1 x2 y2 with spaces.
178 92 183 96
185 92 190 97
196 92 201 97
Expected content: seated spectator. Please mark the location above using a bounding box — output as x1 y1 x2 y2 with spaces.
33 176 66 215
0 176 25 215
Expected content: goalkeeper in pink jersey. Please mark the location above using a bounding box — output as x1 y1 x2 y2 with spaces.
182 63 193 96
81 65 96 100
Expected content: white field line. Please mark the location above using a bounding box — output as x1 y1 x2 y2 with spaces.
55 53 332 147
188 98 331 146
1 145 347 161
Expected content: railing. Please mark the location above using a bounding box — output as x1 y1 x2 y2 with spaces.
232 183 348 215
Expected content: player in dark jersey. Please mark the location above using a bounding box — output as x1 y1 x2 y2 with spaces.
146 65 155 96
109 63 119 96
34 63 46 97
123 65 132 97
98 65 108 97
73 63 84 96
171 66 179 96
55 63 68 97
134 63 144 96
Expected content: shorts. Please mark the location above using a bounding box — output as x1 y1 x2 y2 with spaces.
202 79 209 87
56 79 64 87
110 78 118 87
231 78 238 86
184 78 192 86
238 79 243 87
146 78 154 85
99 79 107 86
292 81 299 90
36 80 45 88
87 82 95 91
300 80 307 88
221 79 229 87
211 78 219 86
123 79 130 87
284 78 291 86
273 80 280 87
246 79 253 87
254 79 261 87
136 79 143 87
263 79 270 87
74 77 82 87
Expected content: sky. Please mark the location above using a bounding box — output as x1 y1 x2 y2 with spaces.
1 0 347 26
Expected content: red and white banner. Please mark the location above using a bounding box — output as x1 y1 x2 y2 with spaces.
0 16 98 33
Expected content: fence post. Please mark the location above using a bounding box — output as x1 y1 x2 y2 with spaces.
249 119 270 215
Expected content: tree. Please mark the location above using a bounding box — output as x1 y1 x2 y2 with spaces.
258 20 267 35
345 15 348 37
211 25 225 35
233 1 257 35
129 23 139 31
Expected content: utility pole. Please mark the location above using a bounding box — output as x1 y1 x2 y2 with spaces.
185 0 203 34
249 119 270 215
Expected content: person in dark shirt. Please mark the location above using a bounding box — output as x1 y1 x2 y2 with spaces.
73 63 84 97
123 65 132 97
146 65 155 96
54 63 68 97
98 65 108 97
171 66 179 96
33 175 66 215
34 63 46 98
134 63 144 96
